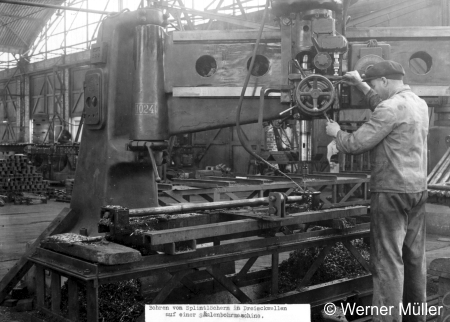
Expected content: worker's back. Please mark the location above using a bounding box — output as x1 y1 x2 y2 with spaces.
369 86 429 193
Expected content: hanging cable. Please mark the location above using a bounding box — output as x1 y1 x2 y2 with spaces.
235 0 305 192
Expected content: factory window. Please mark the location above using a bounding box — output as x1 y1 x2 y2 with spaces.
195 55 217 77
409 51 432 75
246 55 270 77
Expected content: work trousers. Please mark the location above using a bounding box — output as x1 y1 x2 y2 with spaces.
370 191 427 322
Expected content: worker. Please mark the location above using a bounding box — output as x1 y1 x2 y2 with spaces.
326 60 429 322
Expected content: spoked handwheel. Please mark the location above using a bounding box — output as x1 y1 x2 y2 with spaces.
295 74 336 117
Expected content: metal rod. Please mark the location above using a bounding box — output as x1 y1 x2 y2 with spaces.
428 184 450 191
129 195 306 217
0 0 115 15
428 147 450 182
431 153 450 184
146 145 161 183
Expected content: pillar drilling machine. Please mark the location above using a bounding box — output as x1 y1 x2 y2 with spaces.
25 0 391 320
70 0 387 234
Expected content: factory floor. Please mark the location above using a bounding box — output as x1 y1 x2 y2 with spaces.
0 201 449 322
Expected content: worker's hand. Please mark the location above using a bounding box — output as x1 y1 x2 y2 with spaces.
342 71 363 86
326 121 341 138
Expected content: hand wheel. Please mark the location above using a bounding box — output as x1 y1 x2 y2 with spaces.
295 74 336 117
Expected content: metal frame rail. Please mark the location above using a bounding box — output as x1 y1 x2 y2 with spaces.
160 173 370 209
28 206 371 322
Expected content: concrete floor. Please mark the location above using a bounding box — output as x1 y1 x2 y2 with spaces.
0 201 449 322
0 201 68 279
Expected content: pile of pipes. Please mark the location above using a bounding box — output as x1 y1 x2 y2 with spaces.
0 154 49 195
428 147 450 199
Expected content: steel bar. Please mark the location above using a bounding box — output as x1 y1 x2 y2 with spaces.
51 271 61 314
431 154 450 184
234 256 258 282
342 240 371 272
297 244 333 288
67 279 79 321
271 251 279 294
0 0 115 15
428 148 450 182
129 195 305 217
86 280 98 322
143 207 367 245
35 264 45 308
428 184 450 191
179 275 199 294
206 266 252 303
439 167 450 186
151 269 194 304
254 275 372 305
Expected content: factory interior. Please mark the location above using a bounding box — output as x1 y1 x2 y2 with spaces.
0 0 450 321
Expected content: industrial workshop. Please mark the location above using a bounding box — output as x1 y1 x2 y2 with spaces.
0 0 449 321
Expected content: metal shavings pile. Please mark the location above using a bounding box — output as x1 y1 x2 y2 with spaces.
175 241 194 253
286 204 310 213
157 213 204 220
131 229 147 236
341 217 356 228
128 217 159 232
44 233 100 243
104 204 129 210
55 279 144 322
278 238 370 294
128 213 204 234
99 217 112 227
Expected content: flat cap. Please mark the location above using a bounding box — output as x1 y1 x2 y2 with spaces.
362 60 405 82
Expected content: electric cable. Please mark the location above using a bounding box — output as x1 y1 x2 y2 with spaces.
235 0 305 192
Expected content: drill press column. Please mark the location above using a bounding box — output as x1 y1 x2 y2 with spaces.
131 24 169 141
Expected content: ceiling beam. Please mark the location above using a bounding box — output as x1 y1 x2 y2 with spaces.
348 0 431 27
0 16 29 47
157 3 277 30
0 0 114 15
0 44 22 54
0 13 42 21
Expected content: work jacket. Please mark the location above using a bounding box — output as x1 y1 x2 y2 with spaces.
335 85 429 193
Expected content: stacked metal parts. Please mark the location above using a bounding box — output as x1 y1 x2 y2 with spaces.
0 154 49 195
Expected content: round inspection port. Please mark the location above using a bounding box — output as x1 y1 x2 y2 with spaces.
195 55 217 77
92 96 98 107
85 96 92 107
303 25 310 32
409 51 432 75
246 55 270 77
